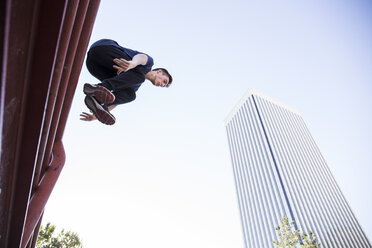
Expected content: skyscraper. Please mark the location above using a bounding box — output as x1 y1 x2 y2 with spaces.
225 89 371 248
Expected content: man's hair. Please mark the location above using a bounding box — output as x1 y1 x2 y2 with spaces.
153 68 173 87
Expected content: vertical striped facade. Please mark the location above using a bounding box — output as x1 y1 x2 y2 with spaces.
225 89 371 248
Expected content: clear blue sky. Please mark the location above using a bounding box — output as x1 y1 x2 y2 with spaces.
43 0 372 247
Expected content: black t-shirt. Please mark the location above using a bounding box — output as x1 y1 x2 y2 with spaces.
91 39 154 92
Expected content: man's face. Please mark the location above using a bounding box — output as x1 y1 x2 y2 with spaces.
152 70 170 87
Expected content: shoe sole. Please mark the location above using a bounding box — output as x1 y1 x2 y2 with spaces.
84 96 116 125
83 83 115 104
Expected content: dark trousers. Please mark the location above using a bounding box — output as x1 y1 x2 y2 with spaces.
86 45 136 105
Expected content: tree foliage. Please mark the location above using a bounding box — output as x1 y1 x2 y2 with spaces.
273 216 321 248
273 216 300 248
300 231 321 248
36 222 83 248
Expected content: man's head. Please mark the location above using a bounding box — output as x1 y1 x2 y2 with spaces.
151 68 173 88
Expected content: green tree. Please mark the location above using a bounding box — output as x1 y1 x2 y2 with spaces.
300 231 321 248
36 222 83 248
273 216 300 248
273 216 321 248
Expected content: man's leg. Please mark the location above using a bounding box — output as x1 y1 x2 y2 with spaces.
83 45 134 125
86 45 126 80
84 96 116 125
86 88 135 125
84 45 131 104
109 88 136 106
83 83 115 104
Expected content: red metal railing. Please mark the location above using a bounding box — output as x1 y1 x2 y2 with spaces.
0 0 101 247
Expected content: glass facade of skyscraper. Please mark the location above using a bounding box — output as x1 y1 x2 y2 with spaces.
225 89 371 248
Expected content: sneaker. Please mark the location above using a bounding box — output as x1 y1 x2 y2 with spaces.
83 83 115 104
84 96 116 125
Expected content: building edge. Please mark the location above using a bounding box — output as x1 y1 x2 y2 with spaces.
224 88 302 125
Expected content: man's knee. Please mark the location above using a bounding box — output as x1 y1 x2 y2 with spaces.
113 89 136 105
123 90 136 102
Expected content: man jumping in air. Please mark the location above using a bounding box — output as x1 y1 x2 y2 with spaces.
80 39 173 125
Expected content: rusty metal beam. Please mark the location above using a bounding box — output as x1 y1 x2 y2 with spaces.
23 0 100 246
0 0 41 247
43 0 89 165
29 213 43 248
1 0 101 247
1 0 68 246
0 0 6 155
22 141 66 247
33 0 80 191
43 0 91 161
57 0 101 140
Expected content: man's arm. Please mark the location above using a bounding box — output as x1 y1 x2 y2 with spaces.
113 54 148 75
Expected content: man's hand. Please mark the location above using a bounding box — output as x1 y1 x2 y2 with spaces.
80 112 97 121
113 54 148 75
113 58 136 75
